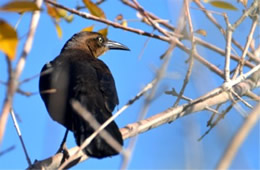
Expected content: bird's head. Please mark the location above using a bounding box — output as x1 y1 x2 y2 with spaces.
61 31 129 58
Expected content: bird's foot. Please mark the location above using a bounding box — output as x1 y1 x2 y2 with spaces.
56 142 70 164
56 129 69 154
56 141 68 154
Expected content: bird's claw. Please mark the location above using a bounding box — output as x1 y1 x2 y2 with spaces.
56 142 70 164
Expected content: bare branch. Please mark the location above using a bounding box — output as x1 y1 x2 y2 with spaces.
45 0 236 78
232 14 258 79
173 0 195 107
28 69 259 169
0 0 43 145
45 0 171 42
224 14 232 81
198 104 233 141
194 0 259 63
121 38 176 170
216 102 260 169
0 145 15 157
10 109 31 166
232 0 259 29
59 100 124 169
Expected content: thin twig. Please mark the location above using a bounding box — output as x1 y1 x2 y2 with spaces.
28 79 156 169
45 0 233 78
207 104 222 127
59 79 156 169
19 72 41 84
121 0 176 32
28 71 260 169
96 0 106 5
223 64 260 91
232 15 258 79
245 91 260 101
198 104 233 141
121 42 175 170
10 109 31 166
120 0 188 167
0 145 15 157
131 0 170 37
0 57 14 147
137 29 153 59
195 38 255 69
15 0 43 79
58 100 124 169
223 13 232 82
231 89 253 109
124 0 257 68
232 0 259 29
166 88 219 115
0 0 43 145
194 0 259 63
45 0 171 41
173 0 195 107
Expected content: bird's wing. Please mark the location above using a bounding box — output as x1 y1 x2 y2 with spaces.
68 58 123 158
39 59 71 127
70 57 119 114
39 62 53 97
97 62 119 113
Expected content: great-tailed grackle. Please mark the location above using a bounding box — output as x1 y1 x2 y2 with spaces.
39 31 129 158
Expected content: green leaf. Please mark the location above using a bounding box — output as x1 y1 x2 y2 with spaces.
0 20 18 60
0 1 40 13
209 1 238 11
82 0 106 18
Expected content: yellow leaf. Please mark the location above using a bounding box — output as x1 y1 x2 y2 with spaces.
0 1 40 13
81 25 94 32
64 14 74 23
195 29 207 36
56 8 67 18
121 20 127 27
0 20 18 60
82 0 106 19
98 27 108 37
47 5 57 18
55 23 62 39
46 5 60 20
209 1 238 10
47 5 72 22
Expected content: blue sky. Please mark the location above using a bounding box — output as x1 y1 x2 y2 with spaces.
0 0 259 169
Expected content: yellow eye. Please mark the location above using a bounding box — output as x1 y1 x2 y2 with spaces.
98 37 103 44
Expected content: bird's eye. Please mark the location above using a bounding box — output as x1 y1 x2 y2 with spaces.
98 37 103 44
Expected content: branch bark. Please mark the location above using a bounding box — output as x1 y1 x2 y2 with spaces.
0 0 43 146
28 69 260 169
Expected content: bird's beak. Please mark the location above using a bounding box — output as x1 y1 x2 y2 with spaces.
105 40 130 51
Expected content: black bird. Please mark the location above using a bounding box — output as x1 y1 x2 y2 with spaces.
39 31 129 158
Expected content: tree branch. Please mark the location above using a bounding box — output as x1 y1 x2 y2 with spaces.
0 0 43 146
28 67 260 169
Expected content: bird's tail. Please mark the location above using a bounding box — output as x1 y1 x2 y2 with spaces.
72 114 123 159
